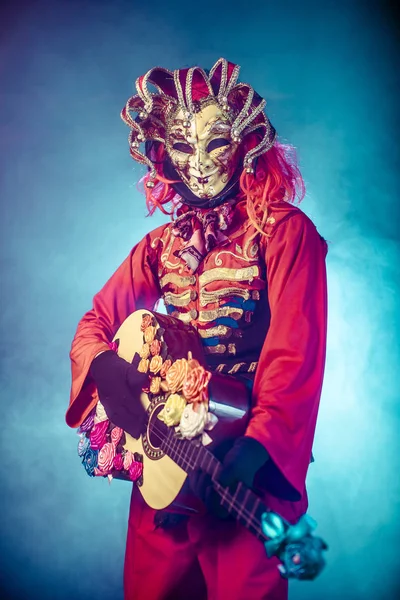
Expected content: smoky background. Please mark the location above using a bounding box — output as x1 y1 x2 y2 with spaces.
0 0 399 598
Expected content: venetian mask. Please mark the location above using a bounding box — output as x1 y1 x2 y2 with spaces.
165 99 241 200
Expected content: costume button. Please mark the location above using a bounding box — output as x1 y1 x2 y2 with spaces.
189 276 196 285
190 290 198 301
190 309 198 319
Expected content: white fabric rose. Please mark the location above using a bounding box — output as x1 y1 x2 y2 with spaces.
94 400 109 424
177 403 208 440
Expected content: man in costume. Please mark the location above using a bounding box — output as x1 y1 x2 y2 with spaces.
66 58 328 599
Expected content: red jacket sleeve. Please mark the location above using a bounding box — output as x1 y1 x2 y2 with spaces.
246 209 328 500
66 228 164 428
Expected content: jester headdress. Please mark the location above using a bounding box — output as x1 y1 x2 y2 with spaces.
121 58 277 205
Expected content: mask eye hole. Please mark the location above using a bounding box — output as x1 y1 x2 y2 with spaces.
172 142 193 154
207 138 231 153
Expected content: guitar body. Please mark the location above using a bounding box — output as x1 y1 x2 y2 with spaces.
84 309 327 580
112 309 250 510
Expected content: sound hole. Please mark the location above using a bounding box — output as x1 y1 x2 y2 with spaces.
148 403 169 448
142 398 168 460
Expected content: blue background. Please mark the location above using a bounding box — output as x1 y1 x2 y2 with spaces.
0 0 399 598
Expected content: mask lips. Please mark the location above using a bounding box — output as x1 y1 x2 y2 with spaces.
163 158 242 209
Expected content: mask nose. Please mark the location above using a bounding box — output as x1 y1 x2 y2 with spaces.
189 147 214 175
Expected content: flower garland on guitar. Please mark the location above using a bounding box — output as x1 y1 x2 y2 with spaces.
77 312 217 480
138 313 218 443
77 403 144 482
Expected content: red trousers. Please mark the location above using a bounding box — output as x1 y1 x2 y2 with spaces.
124 489 292 600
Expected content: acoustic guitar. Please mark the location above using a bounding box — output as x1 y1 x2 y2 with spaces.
81 309 327 580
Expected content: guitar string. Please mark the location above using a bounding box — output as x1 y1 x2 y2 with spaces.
146 418 270 539
152 423 270 541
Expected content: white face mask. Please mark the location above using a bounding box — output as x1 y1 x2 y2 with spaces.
165 100 241 199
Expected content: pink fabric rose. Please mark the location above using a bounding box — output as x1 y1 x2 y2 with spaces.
89 420 109 450
98 442 116 472
78 409 95 433
94 467 107 477
111 426 123 446
113 453 124 471
123 450 134 471
129 461 143 482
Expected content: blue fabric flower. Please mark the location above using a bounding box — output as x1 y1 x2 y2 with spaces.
77 434 90 457
261 511 288 558
262 512 328 581
277 535 327 580
82 448 98 477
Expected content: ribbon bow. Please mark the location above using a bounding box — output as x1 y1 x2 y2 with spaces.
172 201 236 272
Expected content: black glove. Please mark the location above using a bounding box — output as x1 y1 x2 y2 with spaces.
190 436 270 519
218 436 270 490
90 350 148 439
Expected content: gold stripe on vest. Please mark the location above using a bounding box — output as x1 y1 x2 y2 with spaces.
198 265 259 286
214 361 259 374
199 306 243 323
200 286 251 307
163 290 193 307
204 343 237 355
204 344 226 354
160 273 196 289
198 325 232 339
170 311 193 324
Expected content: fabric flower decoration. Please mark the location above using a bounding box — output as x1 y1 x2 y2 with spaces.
139 343 150 359
188 357 201 370
89 420 109 450
123 450 135 471
111 426 123 446
160 359 172 378
150 376 162 394
177 402 208 439
129 460 143 482
138 358 150 373
78 409 95 433
98 442 116 472
182 366 211 402
150 339 161 356
277 532 327 581
166 358 189 393
144 326 157 343
141 314 153 332
94 400 109 424
94 467 107 477
113 453 124 470
150 355 163 374
158 393 187 427
82 448 98 477
77 434 90 457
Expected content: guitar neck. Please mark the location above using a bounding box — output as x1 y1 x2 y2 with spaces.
160 427 269 541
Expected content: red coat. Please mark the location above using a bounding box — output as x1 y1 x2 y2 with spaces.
67 200 327 509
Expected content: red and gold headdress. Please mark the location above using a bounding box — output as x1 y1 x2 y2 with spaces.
120 58 276 188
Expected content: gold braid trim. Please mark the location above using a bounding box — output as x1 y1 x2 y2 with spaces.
199 266 259 286
160 273 196 288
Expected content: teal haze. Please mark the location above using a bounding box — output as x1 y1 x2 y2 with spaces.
0 0 399 598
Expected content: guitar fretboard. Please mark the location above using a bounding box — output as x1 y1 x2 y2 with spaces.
152 420 270 541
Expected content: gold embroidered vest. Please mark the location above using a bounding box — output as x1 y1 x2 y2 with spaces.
154 215 270 375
